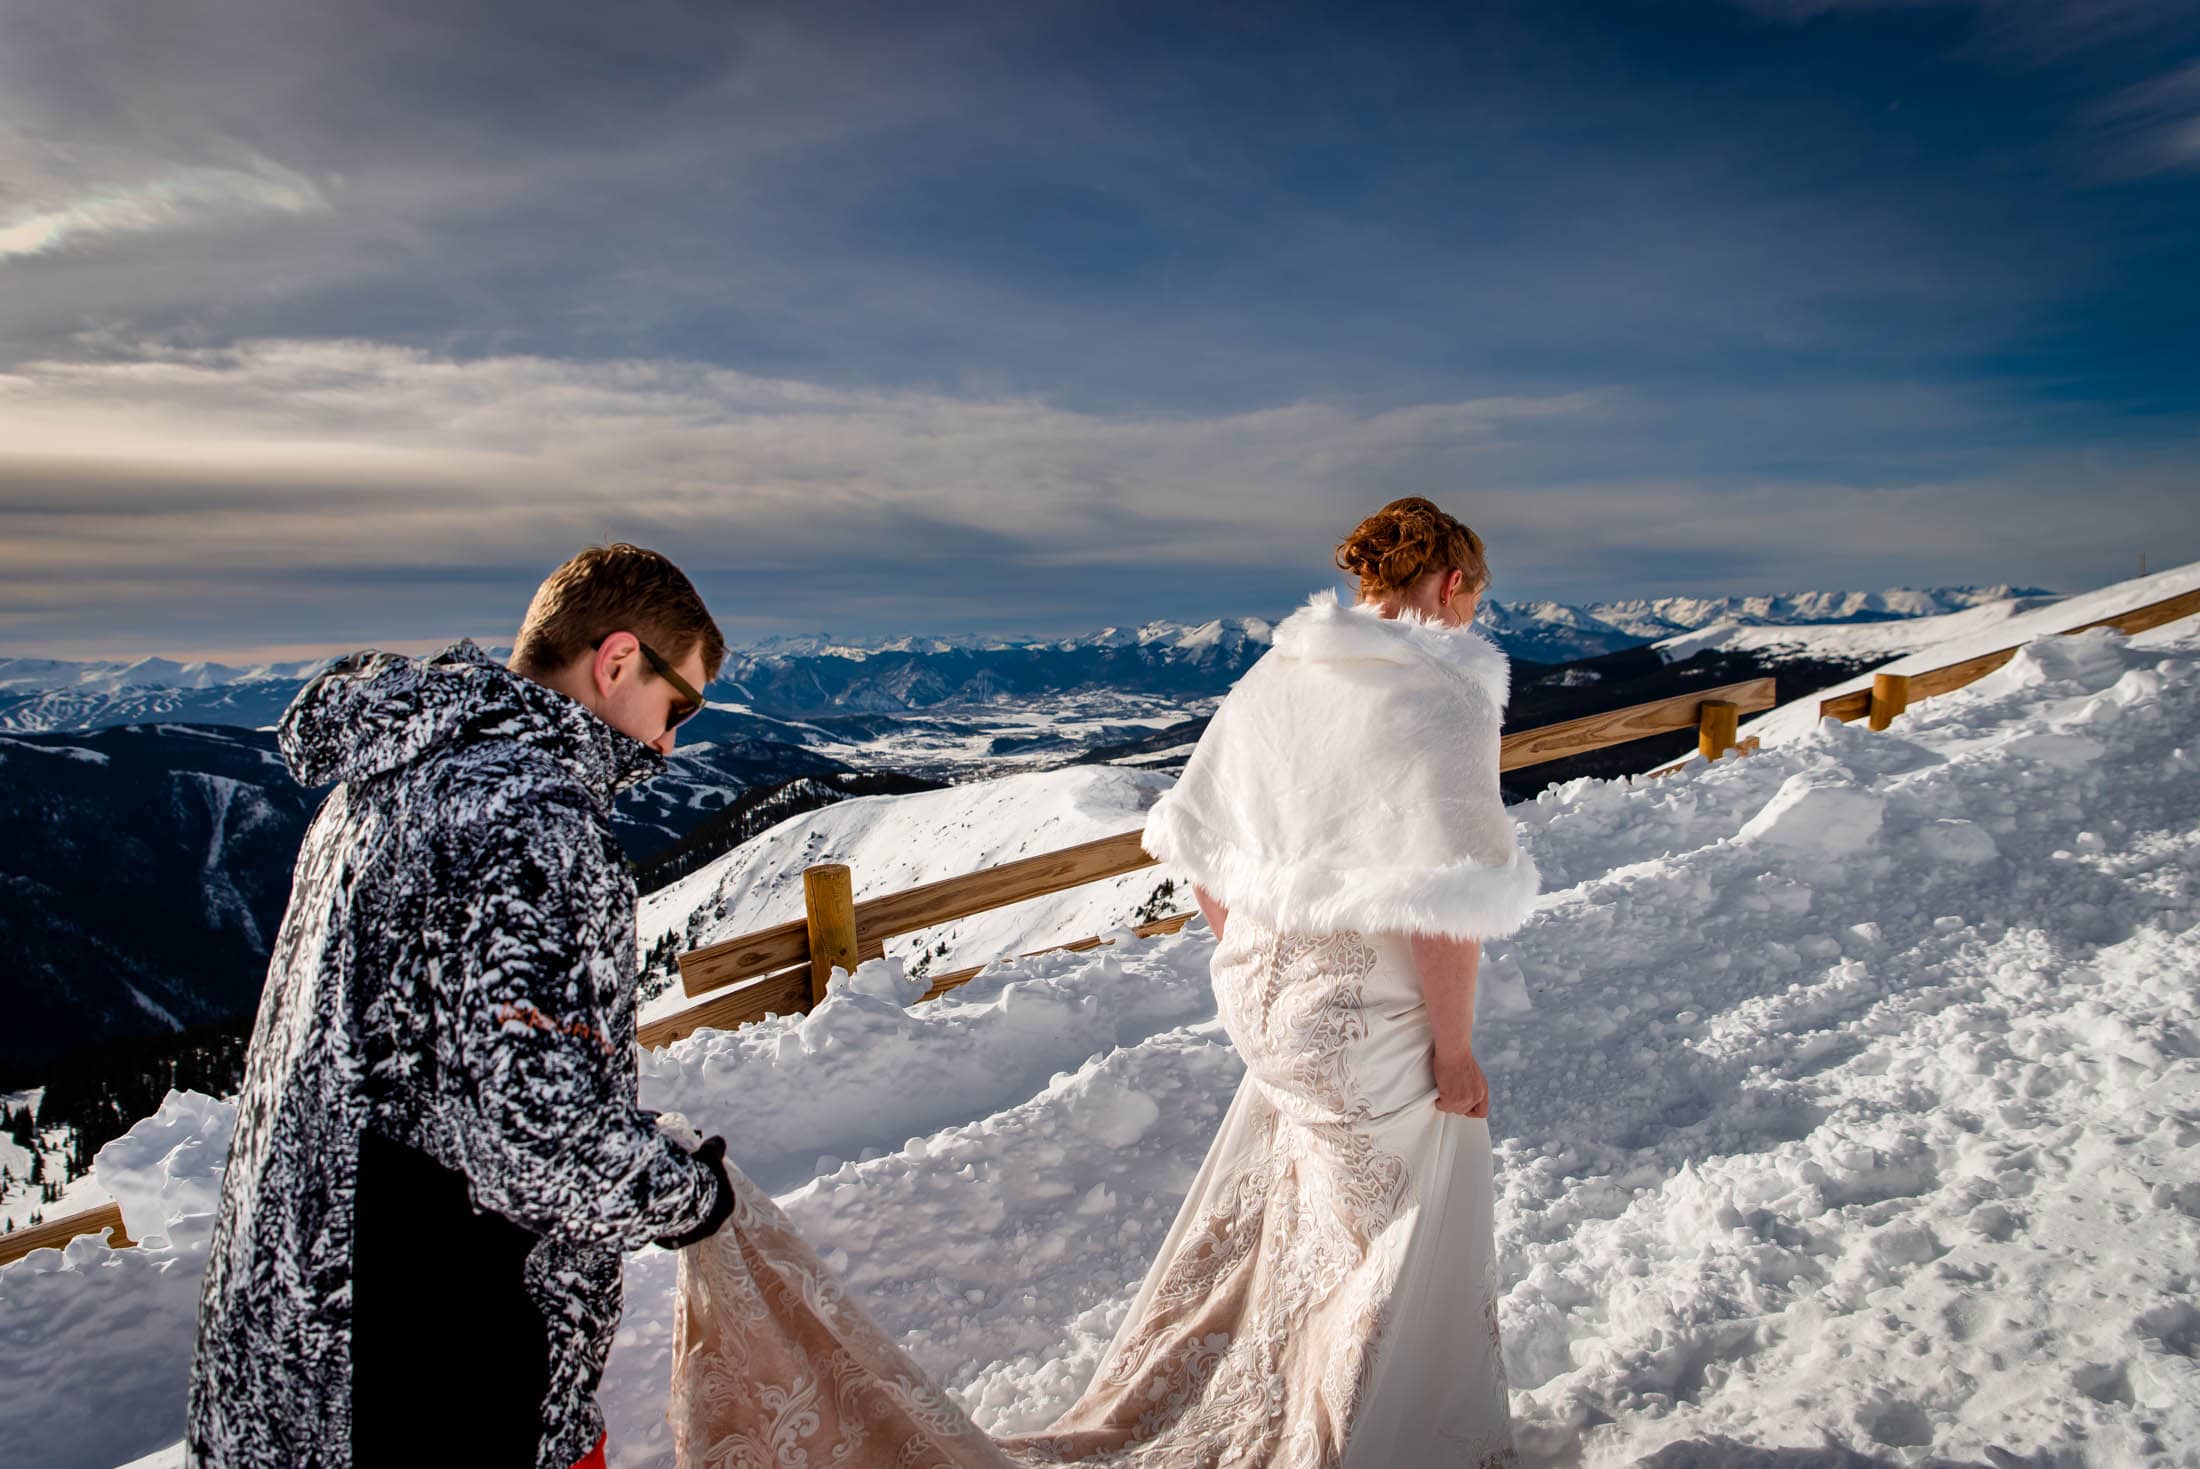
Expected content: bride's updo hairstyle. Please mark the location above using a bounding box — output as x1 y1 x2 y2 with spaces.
1335 497 1489 604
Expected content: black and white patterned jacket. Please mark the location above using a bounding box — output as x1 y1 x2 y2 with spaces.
186 641 725 1469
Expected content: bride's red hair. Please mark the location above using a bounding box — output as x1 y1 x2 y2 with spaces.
1335 498 1488 602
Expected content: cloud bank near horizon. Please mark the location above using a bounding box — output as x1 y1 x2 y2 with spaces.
5 337 2193 658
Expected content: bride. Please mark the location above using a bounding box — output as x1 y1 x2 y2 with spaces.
669 498 1537 1469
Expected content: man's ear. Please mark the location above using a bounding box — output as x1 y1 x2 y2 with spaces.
593 631 639 697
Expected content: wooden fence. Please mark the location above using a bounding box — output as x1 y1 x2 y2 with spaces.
0 1201 130 1269
653 578 2200 1045
12 580 2195 1266
637 673 1781 1047
1814 584 2200 730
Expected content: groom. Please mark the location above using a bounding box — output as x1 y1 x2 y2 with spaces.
187 544 738 1469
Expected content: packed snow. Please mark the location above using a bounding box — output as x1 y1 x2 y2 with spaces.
637 765 1183 1025
5 589 2197 1469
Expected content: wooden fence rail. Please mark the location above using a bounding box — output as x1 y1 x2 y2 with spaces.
0 1201 130 1268
659 674 1783 1042
1817 583 2200 728
14 582 2195 1267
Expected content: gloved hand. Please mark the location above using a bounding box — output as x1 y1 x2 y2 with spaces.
654 1135 735 1249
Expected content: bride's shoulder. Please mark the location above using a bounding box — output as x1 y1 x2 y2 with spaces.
1267 590 1509 715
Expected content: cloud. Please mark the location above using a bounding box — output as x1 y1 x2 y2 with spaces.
1728 0 2179 58
0 3 2189 654
2080 60 2200 177
0 338 1598 648
0 0 2132 407
2 337 2194 657
0 157 327 260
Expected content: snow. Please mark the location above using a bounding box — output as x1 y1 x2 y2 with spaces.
0 1092 233 1469
637 765 1181 1025
0 736 110 764
7 587 2198 1469
1733 771 1885 854
1741 559 2200 749
1647 593 2072 666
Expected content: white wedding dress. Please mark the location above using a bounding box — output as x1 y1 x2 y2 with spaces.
1004 916 1517 1468
668 920 1516 1469
670 590 1535 1469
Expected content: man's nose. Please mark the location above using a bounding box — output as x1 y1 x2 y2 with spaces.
652 729 677 757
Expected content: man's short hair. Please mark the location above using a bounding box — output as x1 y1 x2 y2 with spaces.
511 543 728 683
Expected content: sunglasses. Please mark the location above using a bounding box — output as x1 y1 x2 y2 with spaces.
597 635 707 737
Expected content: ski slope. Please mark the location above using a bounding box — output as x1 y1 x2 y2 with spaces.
4 594 2196 1469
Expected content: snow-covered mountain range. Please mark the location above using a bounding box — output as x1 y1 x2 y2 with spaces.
0 584 2048 735
12 566 2196 1469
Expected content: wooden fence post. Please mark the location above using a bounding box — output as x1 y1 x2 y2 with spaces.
1869 672 1911 732
802 863 859 1007
1697 699 1740 761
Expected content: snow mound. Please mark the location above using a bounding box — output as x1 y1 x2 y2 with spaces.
94 1091 236 1250
1735 771 1885 854
1 1092 233 1469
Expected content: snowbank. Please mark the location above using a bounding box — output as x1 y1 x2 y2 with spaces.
9 606 2197 1469
0 1091 232 1469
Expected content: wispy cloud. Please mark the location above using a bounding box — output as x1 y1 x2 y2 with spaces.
0 157 327 260
0 338 1598 648
1729 0 2176 58
2081 60 2200 177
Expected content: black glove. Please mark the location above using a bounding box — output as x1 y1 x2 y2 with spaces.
654 1135 735 1249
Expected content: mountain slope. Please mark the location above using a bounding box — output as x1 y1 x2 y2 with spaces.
0 727 317 1073
0 723 864 1073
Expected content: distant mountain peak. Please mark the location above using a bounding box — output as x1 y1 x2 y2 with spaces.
0 583 2063 732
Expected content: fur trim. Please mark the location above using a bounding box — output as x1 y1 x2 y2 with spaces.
1271 589 1511 712
1144 794 1542 942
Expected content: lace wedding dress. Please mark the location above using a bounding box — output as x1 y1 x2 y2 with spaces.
671 589 1534 1468
668 918 1517 1469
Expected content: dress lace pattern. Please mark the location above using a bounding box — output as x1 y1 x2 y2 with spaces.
1002 923 1414 1469
671 919 1516 1469
671 1162 1019 1469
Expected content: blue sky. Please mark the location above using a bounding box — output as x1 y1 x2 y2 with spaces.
1 0 2195 657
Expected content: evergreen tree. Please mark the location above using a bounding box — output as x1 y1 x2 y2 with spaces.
1133 877 1180 925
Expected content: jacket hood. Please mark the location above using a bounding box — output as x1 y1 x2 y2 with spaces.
1270 589 1511 712
277 639 665 804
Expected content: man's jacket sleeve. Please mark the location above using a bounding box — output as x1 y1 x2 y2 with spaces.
430 803 721 1251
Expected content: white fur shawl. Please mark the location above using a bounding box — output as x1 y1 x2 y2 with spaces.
1143 589 1540 941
